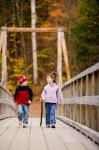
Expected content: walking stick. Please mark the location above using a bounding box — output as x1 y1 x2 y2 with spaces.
40 98 43 126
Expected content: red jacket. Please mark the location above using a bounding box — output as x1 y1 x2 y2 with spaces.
14 86 33 105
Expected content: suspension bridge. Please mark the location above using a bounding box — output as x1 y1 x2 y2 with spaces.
0 62 99 150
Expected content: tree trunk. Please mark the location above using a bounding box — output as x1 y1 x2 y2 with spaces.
15 0 28 77
30 0 38 84
0 29 7 86
57 29 62 87
61 32 71 80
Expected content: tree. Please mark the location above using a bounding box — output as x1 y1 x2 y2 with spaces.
72 0 99 72
30 0 38 84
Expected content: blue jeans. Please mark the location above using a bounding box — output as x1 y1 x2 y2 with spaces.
18 104 29 124
45 103 56 125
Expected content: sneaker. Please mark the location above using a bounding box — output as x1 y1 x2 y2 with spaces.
46 125 50 128
19 121 22 126
51 125 55 128
23 123 28 128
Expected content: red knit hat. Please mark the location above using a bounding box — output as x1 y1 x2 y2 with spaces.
18 75 27 84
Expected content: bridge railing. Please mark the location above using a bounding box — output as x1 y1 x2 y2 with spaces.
57 63 99 144
0 84 17 119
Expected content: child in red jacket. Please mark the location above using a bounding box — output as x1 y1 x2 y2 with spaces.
14 75 33 128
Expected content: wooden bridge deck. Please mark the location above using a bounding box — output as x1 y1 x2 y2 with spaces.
0 118 99 150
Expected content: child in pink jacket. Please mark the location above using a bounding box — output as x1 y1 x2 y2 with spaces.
41 72 64 128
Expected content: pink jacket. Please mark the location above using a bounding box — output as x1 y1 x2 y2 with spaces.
41 83 64 104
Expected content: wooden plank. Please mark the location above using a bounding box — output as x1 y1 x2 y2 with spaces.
0 84 12 96
65 143 87 150
57 120 99 150
71 128 99 150
91 105 97 130
0 118 18 150
0 118 16 136
10 128 30 150
0 118 98 150
63 96 99 106
1 27 67 33
29 128 47 150
92 72 95 95
96 107 99 131
57 30 62 87
57 116 99 144
9 121 31 150
0 118 11 125
43 128 67 150
56 128 78 143
9 118 46 150
55 121 87 150
62 63 99 88
0 114 9 120
61 32 71 80
31 117 42 127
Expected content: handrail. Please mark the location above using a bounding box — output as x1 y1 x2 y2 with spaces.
64 96 99 106
0 84 17 119
62 63 99 89
0 83 12 96
57 63 99 144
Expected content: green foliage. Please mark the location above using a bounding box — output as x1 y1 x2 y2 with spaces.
72 0 99 72
1 0 98 88
7 54 33 92
9 58 26 78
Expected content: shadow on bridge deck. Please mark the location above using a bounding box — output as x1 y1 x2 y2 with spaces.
0 118 98 150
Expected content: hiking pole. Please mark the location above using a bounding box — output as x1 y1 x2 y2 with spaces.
40 98 43 126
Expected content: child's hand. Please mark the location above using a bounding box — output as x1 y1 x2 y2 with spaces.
28 100 31 105
40 97 43 102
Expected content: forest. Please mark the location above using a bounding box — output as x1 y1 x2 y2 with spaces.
0 0 99 94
